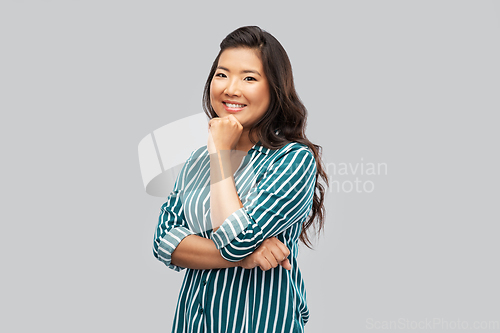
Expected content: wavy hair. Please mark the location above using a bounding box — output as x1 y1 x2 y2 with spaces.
202 26 329 249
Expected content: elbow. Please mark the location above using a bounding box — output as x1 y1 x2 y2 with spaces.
152 240 183 272
152 237 171 264
152 239 161 261
219 242 258 262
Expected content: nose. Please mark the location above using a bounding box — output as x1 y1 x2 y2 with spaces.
224 78 241 97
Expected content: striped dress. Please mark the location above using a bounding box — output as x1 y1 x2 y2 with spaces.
153 140 317 333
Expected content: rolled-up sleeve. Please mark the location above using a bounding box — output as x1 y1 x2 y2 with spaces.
210 146 317 262
152 153 195 272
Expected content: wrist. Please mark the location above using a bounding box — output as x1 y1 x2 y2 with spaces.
210 150 234 183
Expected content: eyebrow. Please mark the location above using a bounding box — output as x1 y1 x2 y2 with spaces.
216 66 262 77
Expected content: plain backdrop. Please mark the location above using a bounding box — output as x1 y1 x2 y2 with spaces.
1 1 499 332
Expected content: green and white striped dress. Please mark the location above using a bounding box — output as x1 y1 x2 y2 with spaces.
153 140 317 333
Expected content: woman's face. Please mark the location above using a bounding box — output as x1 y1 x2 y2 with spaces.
210 47 270 129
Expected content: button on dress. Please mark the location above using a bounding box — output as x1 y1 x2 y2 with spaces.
153 140 317 333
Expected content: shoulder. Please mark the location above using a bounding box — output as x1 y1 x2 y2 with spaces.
266 141 317 176
189 144 209 162
270 141 315 163
181 145 209 175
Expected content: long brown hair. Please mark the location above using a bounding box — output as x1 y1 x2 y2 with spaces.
202 26 329 249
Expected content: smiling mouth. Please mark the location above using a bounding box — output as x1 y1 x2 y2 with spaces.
223 102 247 108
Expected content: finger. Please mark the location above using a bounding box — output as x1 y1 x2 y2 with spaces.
267 237 289 261
256 248 275 271
264 249 279 269
227 114 239 122
279 258 292 271
268 246 287 264
231 115 243 128
272 238 290 259
209 117 222 126
208 120 217 129
258 258 271 271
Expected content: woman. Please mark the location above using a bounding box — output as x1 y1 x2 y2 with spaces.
153 26 328 333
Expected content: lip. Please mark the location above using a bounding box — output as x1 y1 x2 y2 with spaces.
222 101 247 113
223 100 246 105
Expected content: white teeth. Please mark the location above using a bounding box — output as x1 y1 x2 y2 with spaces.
225 103 245 108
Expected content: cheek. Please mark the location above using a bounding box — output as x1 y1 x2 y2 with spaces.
209 81 215 97
256 87 270 107
210 80 223 96
209 82 217 104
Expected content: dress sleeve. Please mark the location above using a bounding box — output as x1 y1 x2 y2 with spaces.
152 152 195 272
210 145 317 262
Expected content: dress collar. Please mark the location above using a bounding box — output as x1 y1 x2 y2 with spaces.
249 140 270 155
249 129 281 155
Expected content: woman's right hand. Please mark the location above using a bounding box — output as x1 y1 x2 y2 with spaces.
239 237 292 271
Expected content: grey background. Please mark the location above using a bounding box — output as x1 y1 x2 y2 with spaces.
1 1 499 332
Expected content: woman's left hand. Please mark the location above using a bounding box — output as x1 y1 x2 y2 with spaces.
238 237 292 271
208 115 243 155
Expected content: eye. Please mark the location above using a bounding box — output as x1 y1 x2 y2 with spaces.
244 76 257 81
215 73 227 78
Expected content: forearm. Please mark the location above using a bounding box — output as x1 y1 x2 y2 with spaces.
210 150 243 232
171 234 240 270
